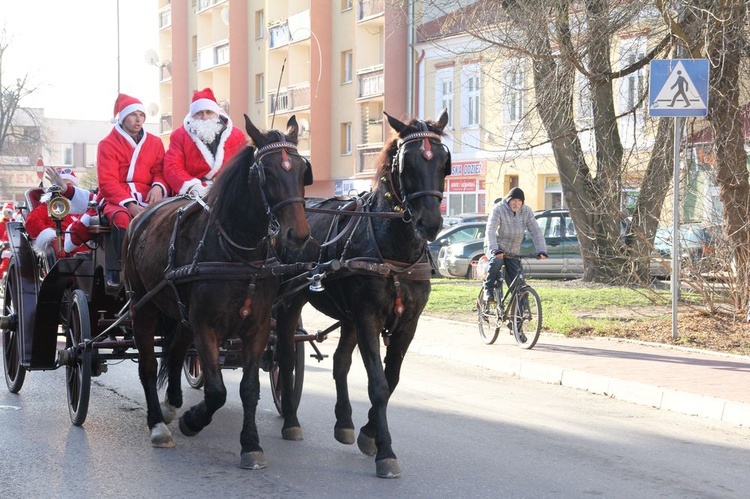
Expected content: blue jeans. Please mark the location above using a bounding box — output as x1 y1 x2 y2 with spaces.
483 254 521 296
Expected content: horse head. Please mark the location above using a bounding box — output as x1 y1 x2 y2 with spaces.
376 109 451 242
245 114 312 256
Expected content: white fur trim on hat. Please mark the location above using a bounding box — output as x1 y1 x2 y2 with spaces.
118 103 147 123
190 98 222 117
60 173 79 187
33 228 58 255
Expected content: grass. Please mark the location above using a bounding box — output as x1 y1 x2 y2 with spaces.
425 277 702 336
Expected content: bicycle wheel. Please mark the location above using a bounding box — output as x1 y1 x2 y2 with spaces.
511 286 542 349
477 288 500 345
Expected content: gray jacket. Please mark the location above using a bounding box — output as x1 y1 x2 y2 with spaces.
484 199 546 256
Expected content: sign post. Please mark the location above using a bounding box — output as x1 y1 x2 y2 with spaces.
648 59 709 339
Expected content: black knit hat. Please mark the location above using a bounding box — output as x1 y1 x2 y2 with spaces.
506 187 525 203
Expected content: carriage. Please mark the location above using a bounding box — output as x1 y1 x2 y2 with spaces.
1 110 452 478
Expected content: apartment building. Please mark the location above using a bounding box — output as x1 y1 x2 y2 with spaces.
156 0 410 198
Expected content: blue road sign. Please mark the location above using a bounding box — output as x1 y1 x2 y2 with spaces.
649 59 709 117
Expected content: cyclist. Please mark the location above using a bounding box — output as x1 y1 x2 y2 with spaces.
483 187 548 303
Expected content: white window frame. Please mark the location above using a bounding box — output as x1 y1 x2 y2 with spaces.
342 50 353 84
435 68 454 128
503 58 525 124
62 146 74 166
341 122 352 155
460 63 480 128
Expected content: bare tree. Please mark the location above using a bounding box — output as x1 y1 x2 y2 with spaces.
0 28 42 157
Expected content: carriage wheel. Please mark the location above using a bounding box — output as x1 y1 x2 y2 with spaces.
183 348 204 389
65 289 92 426
269 334 305 416
2 260 26 393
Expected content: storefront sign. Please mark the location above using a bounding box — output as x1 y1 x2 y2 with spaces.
448 178 477 192
451 161 484 176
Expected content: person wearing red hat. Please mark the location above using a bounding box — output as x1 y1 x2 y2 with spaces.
96 93 167 287
163 87 246 197
24 167 93 257
0 202 16 279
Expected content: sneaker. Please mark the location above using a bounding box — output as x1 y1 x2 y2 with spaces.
483 289 494 303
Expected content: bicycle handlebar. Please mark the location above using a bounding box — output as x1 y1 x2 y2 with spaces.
497 252 541 260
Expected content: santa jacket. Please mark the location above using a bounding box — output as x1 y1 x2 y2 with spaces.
24 204 81 255
163 116 246 195
97 125 167 207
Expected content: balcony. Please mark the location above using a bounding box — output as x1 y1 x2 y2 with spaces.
159 61 172 82
268 10 311 49
159 6 171 29
160 114 173 135
358 0 384 23
357 65 384 99
357 144 382 173
267 83 311 115
197 41 230 71
197 0 226 13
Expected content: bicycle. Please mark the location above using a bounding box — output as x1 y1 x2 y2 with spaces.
476 253 543 349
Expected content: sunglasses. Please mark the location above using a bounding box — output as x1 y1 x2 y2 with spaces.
56 168 74 175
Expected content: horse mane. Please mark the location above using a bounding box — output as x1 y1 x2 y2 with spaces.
205 145 256 225
372 117 446 191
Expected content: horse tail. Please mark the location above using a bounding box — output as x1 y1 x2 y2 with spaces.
156 314 178 389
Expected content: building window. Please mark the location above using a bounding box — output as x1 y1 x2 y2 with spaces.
62 146 74 166
340 122 352 155
341 0 353 11
435 68 453 127
255 73 265 102
461 64 480 128
341 50 353 84
255 10 264 39
504 58 524 123
215 43 229 65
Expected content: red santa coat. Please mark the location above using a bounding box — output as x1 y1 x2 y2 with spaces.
163 116 246 195
24 204 82 255
97 126 167 207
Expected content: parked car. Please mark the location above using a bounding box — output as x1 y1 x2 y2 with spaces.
438 209 582 279
651 223 719 277
442 213 488 228
428 222 486 270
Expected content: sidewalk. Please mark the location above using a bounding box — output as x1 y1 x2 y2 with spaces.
301 307 750 427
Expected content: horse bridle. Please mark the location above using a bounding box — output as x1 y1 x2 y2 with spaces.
387 123 449 218
251 140 308 220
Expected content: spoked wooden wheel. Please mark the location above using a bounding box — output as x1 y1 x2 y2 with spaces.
2 260 26 393
65 289 91 426
511 286 542 350
183 348 204 389
477 288 500 345
269 332 305 416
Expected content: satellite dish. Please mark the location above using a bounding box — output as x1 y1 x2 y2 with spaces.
144 49 160 66
220 7 230 25
147 103 159 117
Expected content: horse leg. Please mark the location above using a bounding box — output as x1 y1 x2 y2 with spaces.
161 324 191 424
239 356 266 469
275 299 305 441
355 318 402 478
178 331 226 437
134 304 174 447
332 320 357 445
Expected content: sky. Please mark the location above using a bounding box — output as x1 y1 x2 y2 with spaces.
2 0 160 122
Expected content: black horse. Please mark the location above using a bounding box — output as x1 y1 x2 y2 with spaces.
275 110 451 478
123 115 312 470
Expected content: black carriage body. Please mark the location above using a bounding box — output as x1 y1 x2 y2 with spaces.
5 221 122 370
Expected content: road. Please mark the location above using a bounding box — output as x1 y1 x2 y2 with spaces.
1 336 749 498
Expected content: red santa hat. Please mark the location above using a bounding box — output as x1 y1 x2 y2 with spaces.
189 88 223 117
112 93 146 124
56 168 79 187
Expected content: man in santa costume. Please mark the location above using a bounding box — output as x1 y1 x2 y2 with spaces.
163 87 246 197
0 203 15 279
96 93 167 288
24 168 92 257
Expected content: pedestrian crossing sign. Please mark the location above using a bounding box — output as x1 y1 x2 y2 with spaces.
649 59 709 117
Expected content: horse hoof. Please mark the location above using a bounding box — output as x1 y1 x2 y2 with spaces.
376 458 402 479
282 426 304 441
160 401 178 424
334 427 355 445
240 451 267 470
178 415 200 437
150 422 175 448
356 431 377 456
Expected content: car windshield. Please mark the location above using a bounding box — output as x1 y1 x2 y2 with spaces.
655 226 711 248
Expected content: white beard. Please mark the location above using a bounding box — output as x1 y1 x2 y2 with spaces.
187 118 224 144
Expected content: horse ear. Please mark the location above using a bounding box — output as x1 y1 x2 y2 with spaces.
436 108 449 132
384 111 406 135
286 115 299 144
244 114 263 146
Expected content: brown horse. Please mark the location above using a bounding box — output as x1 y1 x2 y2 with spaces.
275 110 451 477
123 115 312 470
